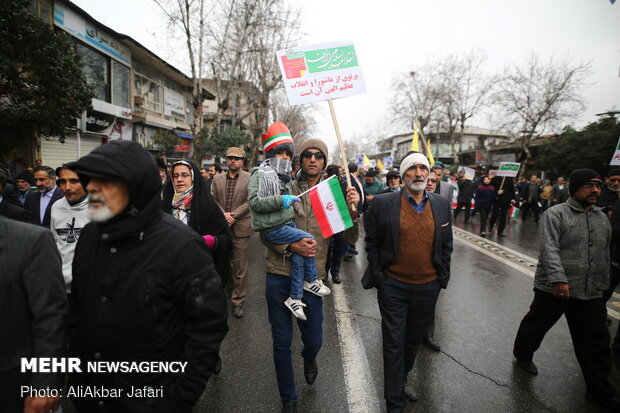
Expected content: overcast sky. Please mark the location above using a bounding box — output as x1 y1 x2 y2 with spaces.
72 0 620 150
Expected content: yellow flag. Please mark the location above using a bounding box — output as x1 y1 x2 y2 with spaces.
410 120 420 151
426 137 436 165
363 154 372 167
377 159 385 170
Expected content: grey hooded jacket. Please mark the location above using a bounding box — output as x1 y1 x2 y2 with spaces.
534 197 611 300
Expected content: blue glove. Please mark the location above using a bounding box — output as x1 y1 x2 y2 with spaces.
282 195 300 209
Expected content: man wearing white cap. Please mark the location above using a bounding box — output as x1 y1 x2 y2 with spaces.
363 151 453 413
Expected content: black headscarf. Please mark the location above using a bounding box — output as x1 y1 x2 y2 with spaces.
162 160 231 285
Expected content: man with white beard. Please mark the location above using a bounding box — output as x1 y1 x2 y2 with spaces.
363 151 453 413
68 141 228 413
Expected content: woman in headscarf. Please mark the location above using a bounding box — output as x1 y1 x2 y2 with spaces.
162 160 231 375
162 160 232 288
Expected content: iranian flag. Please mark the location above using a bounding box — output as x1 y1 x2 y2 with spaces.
306 175 354 238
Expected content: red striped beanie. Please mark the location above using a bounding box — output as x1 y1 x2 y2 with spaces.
262 122 295 156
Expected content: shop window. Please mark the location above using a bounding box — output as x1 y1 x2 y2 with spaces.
134 73 162 113
76 41 110 102
29 0 52 24
112 60 130 108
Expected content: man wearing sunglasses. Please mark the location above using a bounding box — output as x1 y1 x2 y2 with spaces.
50 164 90 293
513 169 620 411
263 137 360 413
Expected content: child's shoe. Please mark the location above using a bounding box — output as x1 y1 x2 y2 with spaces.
285 297 307 320
303 279 331 296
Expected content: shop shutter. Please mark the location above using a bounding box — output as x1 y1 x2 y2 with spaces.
41 133 102 168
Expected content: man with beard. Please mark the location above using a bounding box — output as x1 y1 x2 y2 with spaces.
2 171 32 206
597 169 620 216
363 152 453 413
0 170 33 222
69 141 228 412
24 166 63 228
513 169 619 412
50 165 90 293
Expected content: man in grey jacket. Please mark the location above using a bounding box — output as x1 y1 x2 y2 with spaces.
513 169 619 412
0 215 68 413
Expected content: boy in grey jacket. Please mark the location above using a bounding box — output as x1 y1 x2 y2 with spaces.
513 169 619 412
249 122 330 321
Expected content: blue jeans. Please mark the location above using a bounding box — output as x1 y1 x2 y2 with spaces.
264 222 317 299
266 273 324 402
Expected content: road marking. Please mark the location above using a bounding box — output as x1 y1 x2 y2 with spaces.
332 282 382 413
454 228 538 265
454 236 536 278
454 233 620 321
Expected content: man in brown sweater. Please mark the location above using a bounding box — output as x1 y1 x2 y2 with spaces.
363 151 453 413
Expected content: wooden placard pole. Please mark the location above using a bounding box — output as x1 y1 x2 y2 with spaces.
498 176 506 192
327 99 356 213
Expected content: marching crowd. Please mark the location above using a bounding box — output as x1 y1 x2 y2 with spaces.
1 121 620 413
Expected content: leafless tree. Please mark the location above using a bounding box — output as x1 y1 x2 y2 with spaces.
493 53 590 160
204 0 301 165
390 61 445 132
154 0 301 164
153 0 212 143
438 51 497 164
391 52 497 164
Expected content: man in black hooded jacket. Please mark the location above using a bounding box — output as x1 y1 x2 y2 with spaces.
69 141 228 413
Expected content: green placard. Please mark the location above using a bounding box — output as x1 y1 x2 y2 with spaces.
304 46 358 73
499 163 520 172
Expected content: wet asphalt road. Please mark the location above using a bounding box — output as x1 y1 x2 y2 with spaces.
198 214 620 413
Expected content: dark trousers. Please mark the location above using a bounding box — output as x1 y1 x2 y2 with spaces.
489 203 509 234
478 207 490 232
604 264 620 349
325 233 345 277
378 276 441 413
521 200 540 221
513 289 616 398
453 202 471 221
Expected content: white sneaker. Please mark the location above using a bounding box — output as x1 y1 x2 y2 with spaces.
285 297 307 321
303 279 331 296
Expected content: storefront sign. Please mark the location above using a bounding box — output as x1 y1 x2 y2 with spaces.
84 110 116 135
164 88 185 117
54 3 131 66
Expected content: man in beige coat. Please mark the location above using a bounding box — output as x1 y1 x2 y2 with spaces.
212 146 253 318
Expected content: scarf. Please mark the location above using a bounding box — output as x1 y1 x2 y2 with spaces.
170 160 196 224
257 158 292 197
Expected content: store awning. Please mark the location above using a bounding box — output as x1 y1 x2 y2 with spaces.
176 131 193 140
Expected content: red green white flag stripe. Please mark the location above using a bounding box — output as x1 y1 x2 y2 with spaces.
263 132 293 153
306 175 354 238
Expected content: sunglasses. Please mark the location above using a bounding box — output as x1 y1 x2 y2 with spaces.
301 151 325 161
227 156 243 161
427 179 437 183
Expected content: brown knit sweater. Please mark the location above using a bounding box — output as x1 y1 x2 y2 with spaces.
386 194 437 284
